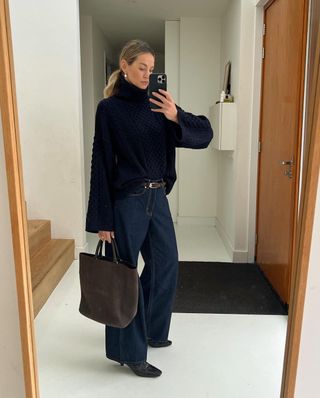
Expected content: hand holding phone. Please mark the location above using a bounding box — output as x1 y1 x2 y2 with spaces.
148 73 167 109
148 74 178 123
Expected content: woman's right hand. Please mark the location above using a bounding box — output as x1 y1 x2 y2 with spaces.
98 230 115 243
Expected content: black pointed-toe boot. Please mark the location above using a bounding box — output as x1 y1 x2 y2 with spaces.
119 360 162 377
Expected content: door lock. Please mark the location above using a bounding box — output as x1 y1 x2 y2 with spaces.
281 160 294 166
280 159 294 179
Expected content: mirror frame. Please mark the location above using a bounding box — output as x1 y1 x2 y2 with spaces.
0 0 319 396
0 0 39 396
281 2 320 394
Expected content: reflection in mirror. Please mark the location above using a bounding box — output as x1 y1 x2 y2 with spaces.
7 0 313 395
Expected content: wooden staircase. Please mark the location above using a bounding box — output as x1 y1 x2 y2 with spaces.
28 220 75 317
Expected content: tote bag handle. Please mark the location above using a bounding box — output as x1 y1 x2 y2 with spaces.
94 237 121 264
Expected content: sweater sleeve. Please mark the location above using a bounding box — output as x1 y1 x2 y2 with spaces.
85 100 115 233
167 104 213 149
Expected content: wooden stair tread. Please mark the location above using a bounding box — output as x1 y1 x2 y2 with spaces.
32 239 74 317
31 238 74 290
27 218 75 317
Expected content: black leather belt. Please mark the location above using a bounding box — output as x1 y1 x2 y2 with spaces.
141 179 166 189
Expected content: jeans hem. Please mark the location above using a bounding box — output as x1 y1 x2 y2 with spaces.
148 338 169 343
106 355 146 365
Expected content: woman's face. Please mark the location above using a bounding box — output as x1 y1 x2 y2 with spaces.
121 52 155 89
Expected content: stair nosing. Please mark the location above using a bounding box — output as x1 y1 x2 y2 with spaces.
31 239 74 290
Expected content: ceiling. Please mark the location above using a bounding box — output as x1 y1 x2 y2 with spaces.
80 0 230 54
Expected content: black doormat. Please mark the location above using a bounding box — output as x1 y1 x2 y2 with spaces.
173 262 288 315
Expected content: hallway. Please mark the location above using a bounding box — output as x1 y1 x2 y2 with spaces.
34 225 287 398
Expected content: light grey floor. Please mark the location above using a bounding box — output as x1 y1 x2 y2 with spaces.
35 225 287 398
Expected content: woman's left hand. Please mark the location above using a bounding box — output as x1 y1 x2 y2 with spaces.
149 89 179 123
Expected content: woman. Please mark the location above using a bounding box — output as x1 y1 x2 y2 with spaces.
85 39 213 377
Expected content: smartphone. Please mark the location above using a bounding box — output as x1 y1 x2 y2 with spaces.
148 73 167 109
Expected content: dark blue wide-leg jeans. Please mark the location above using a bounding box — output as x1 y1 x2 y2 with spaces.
104 183 179 364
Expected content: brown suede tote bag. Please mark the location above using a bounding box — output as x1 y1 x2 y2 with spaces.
79 237 138 328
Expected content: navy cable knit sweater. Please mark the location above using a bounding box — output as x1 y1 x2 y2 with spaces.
85 74 213 233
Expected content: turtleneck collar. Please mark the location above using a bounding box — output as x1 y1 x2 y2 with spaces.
115 73 149 102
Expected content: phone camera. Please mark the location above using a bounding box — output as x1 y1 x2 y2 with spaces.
157 75 166 84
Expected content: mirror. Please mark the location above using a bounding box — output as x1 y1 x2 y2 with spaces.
3 0 317 396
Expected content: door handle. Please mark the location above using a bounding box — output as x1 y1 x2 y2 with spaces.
280 159 294 179
281 160 294 166
281 160 293 166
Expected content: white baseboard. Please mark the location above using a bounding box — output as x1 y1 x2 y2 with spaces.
215 217 249 263
233 251 249 263
215 217 234 260
176 216 216 226
74 241 88 260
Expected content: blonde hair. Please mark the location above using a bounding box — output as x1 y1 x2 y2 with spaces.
103 39 155 98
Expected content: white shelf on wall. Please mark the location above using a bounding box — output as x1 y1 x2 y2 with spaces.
209 102 237 150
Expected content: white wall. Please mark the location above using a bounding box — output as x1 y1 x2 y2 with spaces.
216 0 241 255
179 17 219 222
165 21 180 220
165 7 258 262
154 52 165 73
165 18 220 225
79 14 116 242
9 0 86 255
216 0 256 262
92 19 115 108
233 0 256 261
0 114 25 397
247 2 265 262
294 177 320 397
79 15 95 212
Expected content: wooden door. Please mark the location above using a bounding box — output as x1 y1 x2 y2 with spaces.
255 0 308 304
